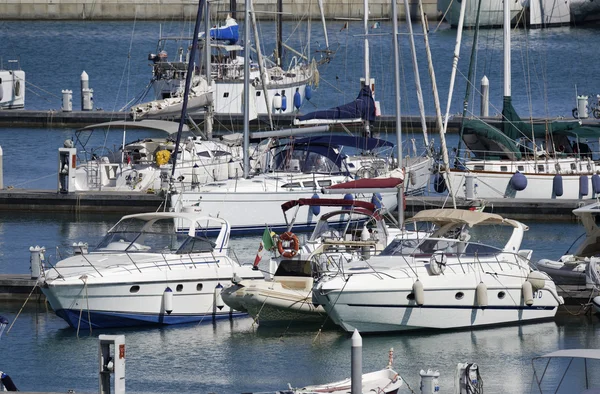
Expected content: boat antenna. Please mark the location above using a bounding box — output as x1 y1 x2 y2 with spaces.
170 0 205 182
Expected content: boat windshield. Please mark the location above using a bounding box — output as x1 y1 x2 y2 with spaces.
310 215 369 242
272 148 342 174
274 260 313 277
95 218 215 254
380 237 501 257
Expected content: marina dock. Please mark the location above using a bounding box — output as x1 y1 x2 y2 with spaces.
0 187 590 220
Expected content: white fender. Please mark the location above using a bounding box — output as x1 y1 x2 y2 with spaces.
522 281 534 306
413 280 424 306
214 283 225 311
361 225 371 260
163 287 173 315
476 282 488 308
527 271 546 291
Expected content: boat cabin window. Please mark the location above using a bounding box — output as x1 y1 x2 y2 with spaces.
223 92 229 98
273 149 342 174
518 166 525 171
274 260 312 277
537 165 545 173
282 182 301 188
197 151 212 158
474 165 485 171
175 236 216 254
318 180 332 187
380 237 500 257
500 166 508 172
212 150 231 158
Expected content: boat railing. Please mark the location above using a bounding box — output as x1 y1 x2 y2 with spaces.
44 245 236 281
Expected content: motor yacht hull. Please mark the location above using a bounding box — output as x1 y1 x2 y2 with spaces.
42 266 262 329
314 277 561 333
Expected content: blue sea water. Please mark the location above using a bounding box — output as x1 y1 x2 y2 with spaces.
0 16 600 394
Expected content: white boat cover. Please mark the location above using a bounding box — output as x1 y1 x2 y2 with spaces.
536 349 600 360
407 209 513 228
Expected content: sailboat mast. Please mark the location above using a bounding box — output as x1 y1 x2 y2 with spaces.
204 0 213 140
250 1 274 129
392 0 404 228
402 0 430 150
441 0 467 136
317 0 329 50
456 0 483 158
171 0 205 179
504 0 511 99
363 0 371 137
277 0 283 66
243 0 250 178
417 0 456 208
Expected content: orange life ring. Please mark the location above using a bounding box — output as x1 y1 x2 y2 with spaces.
277 231 300 258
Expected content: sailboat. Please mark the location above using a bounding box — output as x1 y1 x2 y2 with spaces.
169 0 405 236
444 0 600 200
135 0 327 117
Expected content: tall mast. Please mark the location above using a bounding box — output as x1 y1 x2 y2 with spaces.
243 0 251 178
250 1 274 129
204 0 213 140
363 0 370 137
316 0 329 50
392 0 403 228
171 0 205 180
230 0 236 19
456 0 483 158
418 0 457 208
504 0 511 99
277 0 283 66
402 0 430 150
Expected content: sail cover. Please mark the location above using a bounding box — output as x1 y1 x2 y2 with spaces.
200 16 239 45
297 86 375 122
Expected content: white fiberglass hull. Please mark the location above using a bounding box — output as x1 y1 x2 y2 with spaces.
42 262 262 329
447 169 600 200
295 368 402 394
438 0 523 27
314 275 561 333
171 179 398 235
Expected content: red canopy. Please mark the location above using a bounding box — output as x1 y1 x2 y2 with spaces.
328 177 402 190
281 198 376 214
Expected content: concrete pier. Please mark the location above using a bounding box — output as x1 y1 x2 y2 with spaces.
0 0 440 21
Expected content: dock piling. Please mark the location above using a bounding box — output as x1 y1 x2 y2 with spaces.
351 329 362 394
62 89 73 112
99 334 126 394
480 76 489 117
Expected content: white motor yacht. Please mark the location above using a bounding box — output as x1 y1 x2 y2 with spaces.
312 209 564 333
536 202 600 287
39 212 263 329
